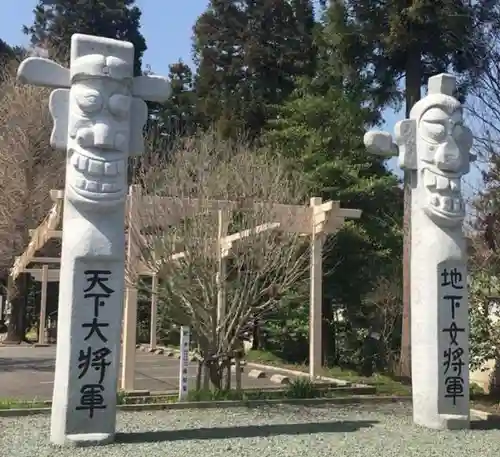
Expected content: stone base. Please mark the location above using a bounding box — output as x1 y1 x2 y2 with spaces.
414 414 470 430
51 433 115 447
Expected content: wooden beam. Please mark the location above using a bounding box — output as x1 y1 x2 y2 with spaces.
50 189 64 201
29 229 62 238
11 199 63 280
225 222 280 244
339 208 362 219
25 268 60 282
54 191 362 235
16 256 60 264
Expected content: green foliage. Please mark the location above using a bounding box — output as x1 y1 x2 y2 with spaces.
151 61 198 146
23 0 147 75
259 287 309 363
193 0 317 138
262 13 403 368
285 378 319 398
327 0 497 109
469 271 500 372
186 388 246 402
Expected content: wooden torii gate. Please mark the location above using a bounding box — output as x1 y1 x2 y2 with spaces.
10 190 64 345
11 187 362 388
120 186 361 390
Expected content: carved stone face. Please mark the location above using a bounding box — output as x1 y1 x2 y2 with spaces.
66 77 132 208
416 102 473 227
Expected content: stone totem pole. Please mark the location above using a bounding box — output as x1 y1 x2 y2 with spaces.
364 74 474 430
17 34 170 446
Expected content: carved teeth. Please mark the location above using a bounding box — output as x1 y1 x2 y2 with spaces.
424 171 436 188
78 156 89 172
436 175 449 190
116 160 125 175
71 153 124 177
454 198 461 210
104 162 117 176
71 153 124 194
442 197 453 212
75 178 86 190
87 159 104 176
85 180 99 192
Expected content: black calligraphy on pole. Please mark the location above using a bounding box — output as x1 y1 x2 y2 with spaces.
441 267 464 290
78 347 112 384
75 384 107 418
440 264 466 406
84 270 115 317
76 269 115 418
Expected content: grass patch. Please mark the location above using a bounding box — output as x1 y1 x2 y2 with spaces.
0 382 374 410
0 398 48 410
245 349 411 396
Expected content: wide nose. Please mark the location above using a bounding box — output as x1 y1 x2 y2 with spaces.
92 123 115 149
434 137 462 172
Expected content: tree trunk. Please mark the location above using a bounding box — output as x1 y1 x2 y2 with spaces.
3 273 29 344
400 41 422 380
251 319 260 350
208 359 222 389
196 360 203 391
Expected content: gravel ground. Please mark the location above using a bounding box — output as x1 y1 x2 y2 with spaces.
1 403 500 457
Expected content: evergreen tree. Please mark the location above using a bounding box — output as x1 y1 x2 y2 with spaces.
23 0 147 75
264 24 403 368
193 0 317 138
0 39 15 75
153 61 198 144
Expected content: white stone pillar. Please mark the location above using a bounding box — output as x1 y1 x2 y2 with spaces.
364 74 474 430
16 33 170 446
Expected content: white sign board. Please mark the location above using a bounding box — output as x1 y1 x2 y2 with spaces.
178 326 190 400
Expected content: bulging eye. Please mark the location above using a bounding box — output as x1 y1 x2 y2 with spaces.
108 94 131 118
74 88 103 114
420 121 447 143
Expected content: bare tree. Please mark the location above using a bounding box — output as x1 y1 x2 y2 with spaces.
128 131 311 389
0 61 64 343
364 273 403 375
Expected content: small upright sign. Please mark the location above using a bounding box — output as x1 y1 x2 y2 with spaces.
179 326 191 400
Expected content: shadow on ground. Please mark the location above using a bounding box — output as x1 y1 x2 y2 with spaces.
471 418 500 430
0 358 55 372
117 420 378 443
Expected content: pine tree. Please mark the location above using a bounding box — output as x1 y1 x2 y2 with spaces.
193 0 317 138
23 0 147 75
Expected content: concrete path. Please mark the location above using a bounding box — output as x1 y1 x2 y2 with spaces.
0 345 279 400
